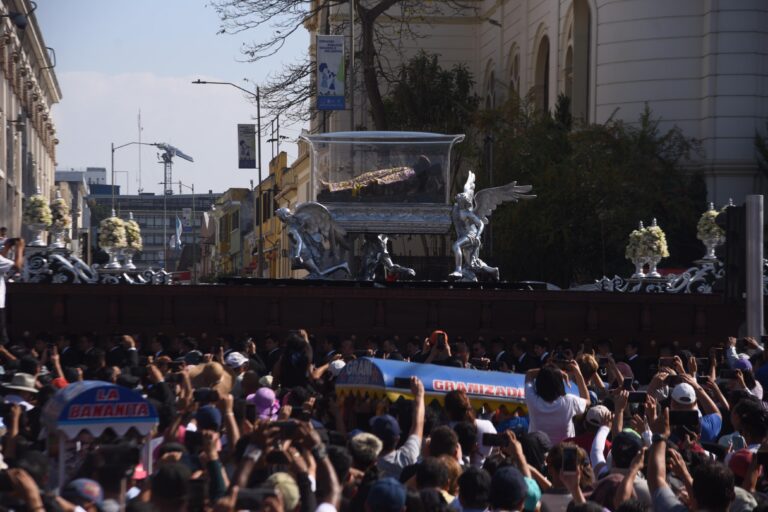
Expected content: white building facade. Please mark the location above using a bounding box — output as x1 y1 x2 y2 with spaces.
0 0 60 235
315 0 768 205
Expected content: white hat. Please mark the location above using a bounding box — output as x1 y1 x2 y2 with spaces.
585 405 612 427
259 375 274 388
671 383 697 405
224 352 249 369
328 359 346 378
3 373 38 394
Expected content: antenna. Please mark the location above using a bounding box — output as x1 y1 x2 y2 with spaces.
154 143 194 195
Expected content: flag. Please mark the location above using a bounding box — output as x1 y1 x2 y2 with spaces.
174 216 183 249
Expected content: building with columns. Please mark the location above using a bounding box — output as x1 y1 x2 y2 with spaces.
0 0 60 235
309 0 768 205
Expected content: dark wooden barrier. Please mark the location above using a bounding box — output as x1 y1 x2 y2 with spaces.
6 281 746 348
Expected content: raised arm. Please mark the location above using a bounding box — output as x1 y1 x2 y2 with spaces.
409 377 425 440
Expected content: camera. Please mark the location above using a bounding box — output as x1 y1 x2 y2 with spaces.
193 388 219 404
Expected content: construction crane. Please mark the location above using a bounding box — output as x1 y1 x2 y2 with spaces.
155 143 194 196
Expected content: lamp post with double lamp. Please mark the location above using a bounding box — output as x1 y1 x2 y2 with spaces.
110 141 158 211
191 79 265 277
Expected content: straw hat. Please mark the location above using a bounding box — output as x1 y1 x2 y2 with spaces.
187 362 232 396
3 373 38 394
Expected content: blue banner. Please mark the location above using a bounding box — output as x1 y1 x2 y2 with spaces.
336 358 578 411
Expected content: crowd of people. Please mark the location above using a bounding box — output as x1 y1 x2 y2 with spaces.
0 327 767 512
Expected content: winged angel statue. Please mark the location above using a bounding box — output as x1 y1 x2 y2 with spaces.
276 203 350 279
450 171 535 281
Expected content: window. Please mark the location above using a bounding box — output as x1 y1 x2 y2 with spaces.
534 35 550 112
483 60 496 109
232 210 240 231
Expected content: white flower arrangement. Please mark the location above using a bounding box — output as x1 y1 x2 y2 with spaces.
625 227 646 260
23 194 52 227
50 197 72 230
125 219 143 251
625 220 670 260
99 216 127 249
643 223 670 258
696 204 725 242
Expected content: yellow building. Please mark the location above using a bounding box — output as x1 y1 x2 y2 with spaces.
0 0 61 236
211 188 250 276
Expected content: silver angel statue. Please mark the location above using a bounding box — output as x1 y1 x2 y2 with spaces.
450 171 535 281
276 203 350 279
360 234 416 281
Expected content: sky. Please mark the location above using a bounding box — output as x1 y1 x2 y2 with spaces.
36 0 308 196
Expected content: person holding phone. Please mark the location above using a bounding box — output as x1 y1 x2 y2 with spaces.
374 376 425 479
668 376 723 444
524 361 589 445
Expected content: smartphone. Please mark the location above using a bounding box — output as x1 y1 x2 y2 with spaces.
0 470 12 492
627 391 647 403
553 358 570 370
168 361 185 371
437 333 447 349
470 357 488 367
562 446 578 474
236 488 277 510
188 478 209 512
193 387 219 403
756 450 768 467
290 408 312 422
393 377 411 389
669 410 699 429
482 433 508 447
622 378 634 391
658 357 675 368
273 420 299 438
598 357 610 366
696 375 710 386
665 375 685 387
712 347 724 364
184 430 203 454
720 369 739 380
245 403 258 423
695 358 710 374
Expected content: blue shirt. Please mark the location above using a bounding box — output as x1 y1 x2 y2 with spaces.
700 412 722 443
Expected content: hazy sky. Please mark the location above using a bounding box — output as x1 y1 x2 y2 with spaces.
37 0 307 196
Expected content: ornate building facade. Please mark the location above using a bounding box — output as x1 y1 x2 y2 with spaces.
312 0 768 205
0 0 60 235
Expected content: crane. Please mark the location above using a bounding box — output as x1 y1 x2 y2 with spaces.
155 143 194 196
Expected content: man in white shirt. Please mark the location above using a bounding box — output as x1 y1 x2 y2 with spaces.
375 377 425 479
0 238 24 346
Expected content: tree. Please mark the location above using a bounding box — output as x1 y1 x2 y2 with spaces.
211 0 476 128
477 98 706 287
383 51 479 192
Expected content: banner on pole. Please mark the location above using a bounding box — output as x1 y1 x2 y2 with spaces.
317 35 345 111
238 124 256 169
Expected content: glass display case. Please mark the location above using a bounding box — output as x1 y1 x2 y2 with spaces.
300 131 465 233
302 131 464 204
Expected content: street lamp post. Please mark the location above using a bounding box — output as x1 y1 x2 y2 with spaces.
111 141 157 211
192 79 265 277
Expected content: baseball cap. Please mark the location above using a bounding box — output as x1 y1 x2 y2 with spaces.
370 414 401 444
195 405 222 431
733 358 753 372
524 476 542 512
585 405 611 427
366 477 406 512
246 387 280 420
490 466 528 509
224 351 249 369
62 479 103 507
328 359 346 377
671 383 697 405
728 449 753 479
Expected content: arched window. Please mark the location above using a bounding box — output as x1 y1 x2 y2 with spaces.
534 35 550 112
484 60 496 109
564 0 590 123
507 45 520 96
